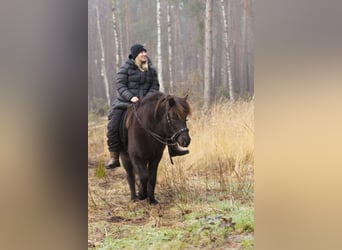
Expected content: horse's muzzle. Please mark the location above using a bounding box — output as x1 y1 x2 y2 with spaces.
178 134 191 147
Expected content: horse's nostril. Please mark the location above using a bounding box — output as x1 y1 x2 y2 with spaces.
182 139 190 147
178 135 190 147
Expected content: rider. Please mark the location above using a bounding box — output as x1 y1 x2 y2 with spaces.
105 44 189 169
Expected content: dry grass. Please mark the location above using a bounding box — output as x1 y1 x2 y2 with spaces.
88 100 254 249
158 99 254 202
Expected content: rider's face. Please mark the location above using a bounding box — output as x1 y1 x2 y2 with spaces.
136 50 147 63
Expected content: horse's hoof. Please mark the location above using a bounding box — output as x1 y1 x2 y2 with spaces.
138 194 147 200
149 198 159 205
131 196 138 202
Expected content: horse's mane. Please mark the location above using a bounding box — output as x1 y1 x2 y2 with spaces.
126 92 191 128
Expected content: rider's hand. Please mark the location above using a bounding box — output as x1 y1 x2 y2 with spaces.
130 96 139 103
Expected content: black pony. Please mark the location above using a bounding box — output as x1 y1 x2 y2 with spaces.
121 92 191 204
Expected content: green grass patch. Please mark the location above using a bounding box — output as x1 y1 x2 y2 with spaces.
94 200 253 249
95 162 106 178
241 237 254 249
231 206 254 233
96 226 189 250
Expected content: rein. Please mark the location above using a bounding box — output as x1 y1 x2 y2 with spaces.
132 103 188 146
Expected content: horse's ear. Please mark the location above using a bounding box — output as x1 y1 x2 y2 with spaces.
184 89 190 100
167 95 175 107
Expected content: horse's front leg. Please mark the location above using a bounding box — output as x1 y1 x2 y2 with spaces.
121 155 137 201
131 157 148 200
147 158 162 204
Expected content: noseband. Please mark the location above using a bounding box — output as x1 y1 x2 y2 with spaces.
132 103 188 146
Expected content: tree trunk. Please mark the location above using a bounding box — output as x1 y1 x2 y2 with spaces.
204 0 213 110
111 0 119 73
246 0 254 95
95 4 110 106
156 0 164 91
220 0 234 100
117 6 124 65
167 4 173 93
125 0 130 53
174 4 184 87
240 0 248 97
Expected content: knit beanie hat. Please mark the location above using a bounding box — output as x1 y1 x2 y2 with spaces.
129 44 147 60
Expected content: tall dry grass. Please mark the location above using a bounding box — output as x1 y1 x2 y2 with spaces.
88 99 254 203
158 99 254 203
88 116 109 165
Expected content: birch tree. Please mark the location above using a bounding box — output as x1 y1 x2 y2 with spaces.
203 0 213 110
156 0 164 91
111 0 120 73
95 4 111 106
167 4 173 93
220 0 234 100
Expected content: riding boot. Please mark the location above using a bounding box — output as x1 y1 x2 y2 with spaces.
168 145 189 157
105 151 121 169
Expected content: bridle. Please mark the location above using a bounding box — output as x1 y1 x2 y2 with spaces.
132 103 189 146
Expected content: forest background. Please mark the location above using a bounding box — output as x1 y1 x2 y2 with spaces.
88 0 254 112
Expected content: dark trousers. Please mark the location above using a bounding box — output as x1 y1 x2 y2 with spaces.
107 108 125 152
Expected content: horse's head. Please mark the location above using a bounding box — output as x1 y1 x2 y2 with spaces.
164 94 191 147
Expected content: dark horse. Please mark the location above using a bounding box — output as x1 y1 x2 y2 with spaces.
121 91 191 204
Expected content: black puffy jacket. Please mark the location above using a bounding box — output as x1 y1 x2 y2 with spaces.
112 57 159 110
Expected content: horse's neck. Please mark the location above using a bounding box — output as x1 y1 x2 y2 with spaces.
137 107 165 136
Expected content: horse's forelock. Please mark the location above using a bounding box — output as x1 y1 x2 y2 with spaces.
172 96 191 120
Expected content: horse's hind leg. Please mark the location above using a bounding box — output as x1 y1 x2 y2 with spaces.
121 156 137 201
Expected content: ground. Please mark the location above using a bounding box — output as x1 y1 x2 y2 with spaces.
88 163 253 250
